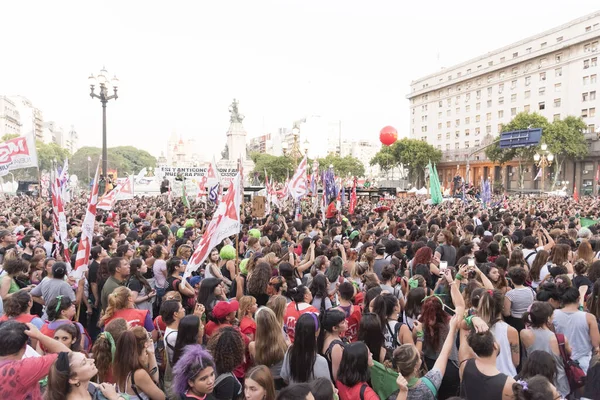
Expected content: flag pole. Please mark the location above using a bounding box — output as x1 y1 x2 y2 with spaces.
38 165 43 236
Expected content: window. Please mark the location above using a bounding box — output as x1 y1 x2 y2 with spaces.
487 100 492 108
455 119 460 126
457 72 462 78
525 76 531 86
476 115 481 122
499 71 506 79
477 78 482 86
539 102 546 110
437 145 442 150
438 122 442 129
456 107 460 114
583 92 589 102
475 140 480 146
592 74 597 84
465 129 470 136
593 58 598 67
446 98 451 107
582 109 589 118
591 108 596 117
554 98 561 107
540 57 547 66
465 141 470 149
447 110 451 117
539 87 546 95
526 47 532 53
439 101 443 108
455 142 460 150
487 75 493 83
437 134 442 140
591 91 597 101
476 90 481 99
486 125 492 134
512 67 518 75
466 92 471 101
498 110 504 118
465 117 470 124
584 59 590 69
583 76 590 85
511 94 517 102
438 111 442 118
555 53 562 63
500 57 505 63
476 102 481 110
525 90 531 99
554 114 561 121
421 136 427 141
422 115 427 121
511 107 517 116
448 75 452 81
489 61 494 67
486 112 492 121
446 121 451 128
555 67 562 77
446 144 450 150
487 87 492 96
422 104 428 111
588 124 595 133
541 42 547 48
466 105 471 112
499 96 505 105
498 83 504 93
513 52 518 58
475 127 481 135
467 68 471 74
540 72 546 81
555 83 561 92
525 62 532 72
524 104 531 112
446 132 451 139
421 126 428 132
556 36 563 42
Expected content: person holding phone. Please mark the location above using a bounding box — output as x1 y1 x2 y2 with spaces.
434 230 456 268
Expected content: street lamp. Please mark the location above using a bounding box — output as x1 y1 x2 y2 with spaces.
534 143 554 194
88 67 119 182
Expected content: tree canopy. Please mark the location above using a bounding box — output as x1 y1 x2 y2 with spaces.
71 146 156 183
316 154 365 178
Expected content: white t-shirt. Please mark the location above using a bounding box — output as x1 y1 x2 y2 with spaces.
164 327 178 364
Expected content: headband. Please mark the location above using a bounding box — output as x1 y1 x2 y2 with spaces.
101 332 116 362
54 295 64 315
309 312 319 331
422 293 455 313
408 278 419 289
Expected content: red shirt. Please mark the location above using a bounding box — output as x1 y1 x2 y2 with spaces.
0 353 58 400
335 381 378 400
284 302 319 343
326 202 337 219
239 316 256 339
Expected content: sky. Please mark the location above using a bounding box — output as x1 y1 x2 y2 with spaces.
1 1 599 161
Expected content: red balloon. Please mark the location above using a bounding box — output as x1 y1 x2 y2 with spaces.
380 126 398 146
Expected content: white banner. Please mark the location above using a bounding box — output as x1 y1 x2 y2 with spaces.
0 134 38 176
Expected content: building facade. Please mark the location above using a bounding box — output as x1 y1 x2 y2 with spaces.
8 96 44 141
407 11 600 194
0 96 21 137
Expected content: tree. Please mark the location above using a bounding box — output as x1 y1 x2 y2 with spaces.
71 146 156 184
317 154 365 178
370 146 397 179
545 116 588 189
251 153 294 182
0 135 70 181
391 138 441 187
485 112 551 190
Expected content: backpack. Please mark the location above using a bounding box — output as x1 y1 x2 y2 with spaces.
370 360 438 400
384 321 402 362
556 333 586 390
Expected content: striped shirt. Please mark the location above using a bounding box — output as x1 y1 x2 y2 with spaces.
505 287 535 318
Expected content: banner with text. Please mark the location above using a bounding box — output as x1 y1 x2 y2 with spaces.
156 165 239 185
0 134 39 176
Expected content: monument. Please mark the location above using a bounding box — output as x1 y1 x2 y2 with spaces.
226 98 247 162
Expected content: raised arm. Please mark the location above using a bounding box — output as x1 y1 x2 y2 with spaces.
432 315 459 375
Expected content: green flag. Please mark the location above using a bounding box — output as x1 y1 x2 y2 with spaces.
182 181 190 208
580 218 598 228
429 161 443 205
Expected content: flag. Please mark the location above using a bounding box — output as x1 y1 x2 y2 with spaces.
264 169 272 215
324 167 337 204
73 157 101 277
428 161 443 205
534 167 542 181
574 185 579 202
51 167 69 262
185 172 242 277
288 156 309 201
197 175 207 197
0 134 38 176
168 184 173 208
349 177 357 214
115 175 134 200
341 182 346 208
182 181 191 208
596 165 600 183
481 179 491 208
207 157 221 204
97 183 122 210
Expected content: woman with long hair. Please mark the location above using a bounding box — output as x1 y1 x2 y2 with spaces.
238 295 258 341
53 323 82 352
317 309 347 381
529 250 549 289
40 295 91 352
165 257 196 311
281 312 331 384
373 293 412 353
205 248 232 286
206 326 245 400
515 350 557 383
247 261 272 307
0 258 30 300
249 307 289 386
267 276 287 297
402 287 425 330
244 365 276 400
172 315 204 365
503 267 534 332
127 258 156 314
197 278 226 320
100 286 154 332
0 290 44 328
577 239 595 264
520 301 570 397
266 295 287 330
172 345 216 399
485 265 510 294
92 317 128 383
508 249 527 270
283 285 319 343
587 279 600 326
113 327 164 399
357 312 386 363
310 274 332 315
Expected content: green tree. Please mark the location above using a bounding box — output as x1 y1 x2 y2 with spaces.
485 112 551 190
391 138 441 187
251 153 294 182
370 146 397 178
545 116 588 189
71 146 157 184
0 135 70 180
317 154 365 178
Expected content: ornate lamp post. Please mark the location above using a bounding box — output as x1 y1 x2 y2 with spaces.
534 143 554 194
88 67 119 180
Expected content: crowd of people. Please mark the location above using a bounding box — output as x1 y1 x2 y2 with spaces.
1 191 600 400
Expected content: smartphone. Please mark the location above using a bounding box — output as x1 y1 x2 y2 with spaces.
468 258 475 267
439 261 448 272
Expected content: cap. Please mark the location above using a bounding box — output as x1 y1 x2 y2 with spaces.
349 231 360 240
187 276 202 287
212 300 239 319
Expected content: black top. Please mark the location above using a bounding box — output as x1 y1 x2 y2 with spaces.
213 373 241 400
460 358 508 400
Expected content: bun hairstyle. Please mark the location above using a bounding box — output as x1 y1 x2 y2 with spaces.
512 376 555 400
287 285 308 304
52 262 68 280
521 301 553 328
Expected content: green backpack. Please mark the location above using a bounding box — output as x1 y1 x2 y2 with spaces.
370 361 438 399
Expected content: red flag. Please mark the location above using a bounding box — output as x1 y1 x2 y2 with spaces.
574 185 579 202
288 156 308 201
51 170 69 262
349 177 357 214
73 158 101 276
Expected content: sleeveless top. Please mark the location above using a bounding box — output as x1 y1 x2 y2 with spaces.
490 321 517 377
460 359 507 400
525 328 570 396
552 309 592 368
116 371 150 400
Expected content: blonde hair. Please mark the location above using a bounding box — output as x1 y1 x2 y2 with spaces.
238 295 257 320
266 295 286 328
254 307 288 367
100 286 131 326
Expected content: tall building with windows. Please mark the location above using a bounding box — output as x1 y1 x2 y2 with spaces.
408 11 600 194
0 96 21 137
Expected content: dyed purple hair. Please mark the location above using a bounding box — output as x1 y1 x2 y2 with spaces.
172 344 215 395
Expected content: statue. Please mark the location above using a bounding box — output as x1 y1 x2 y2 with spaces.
229 98 245 123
